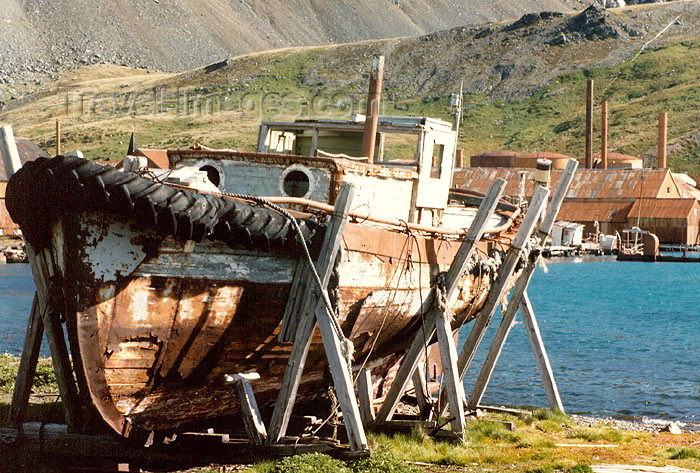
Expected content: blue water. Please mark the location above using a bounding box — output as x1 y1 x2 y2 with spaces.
460 256 699 425
1 261 698 424
0 264 48 356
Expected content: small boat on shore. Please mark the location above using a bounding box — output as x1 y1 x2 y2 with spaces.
5 60 524 441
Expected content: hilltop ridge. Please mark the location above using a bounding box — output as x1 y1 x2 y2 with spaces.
3 0 599 89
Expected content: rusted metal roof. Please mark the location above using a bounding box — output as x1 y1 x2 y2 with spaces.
672 173 700 200
558 200 632 223
628 198 700 220
0 138 50 181
452 168 676 201
136 149 169 169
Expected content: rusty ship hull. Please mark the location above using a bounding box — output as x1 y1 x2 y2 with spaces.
7 112 520 439
44 205 505 437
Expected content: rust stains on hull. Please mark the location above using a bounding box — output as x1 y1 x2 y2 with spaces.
56 211 512 436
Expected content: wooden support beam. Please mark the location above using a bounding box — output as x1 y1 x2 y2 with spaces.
464 160 577 411
449 185 550 410
374 179 506 423
412 364 431 420
25 244 82 429
267 183 355 445
435 309 465 437
0 423 352 464
314 283 368 451
0 125 22 177
520 292 565 413
7 295 44 428
357 368 375 426
225 373 267 445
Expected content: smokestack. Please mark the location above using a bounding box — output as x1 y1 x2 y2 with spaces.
56 119 61 156
361 56 385 164
657 112 667 169
585 79 594 169
535 158 552 189
601 101 608 169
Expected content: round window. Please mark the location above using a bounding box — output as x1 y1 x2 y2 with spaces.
199 165 220 187
282 169 310 197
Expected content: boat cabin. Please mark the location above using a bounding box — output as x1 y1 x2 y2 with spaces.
169 116 457 226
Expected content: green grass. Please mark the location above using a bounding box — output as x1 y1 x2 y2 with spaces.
244 451 416 473
662 447 700 460
0 354 58 394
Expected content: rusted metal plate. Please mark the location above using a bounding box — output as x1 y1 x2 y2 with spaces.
453 168 677 201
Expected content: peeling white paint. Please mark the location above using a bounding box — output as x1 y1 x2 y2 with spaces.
80 215 148 282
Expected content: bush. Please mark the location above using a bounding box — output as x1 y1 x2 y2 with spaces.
665 447 700 460
351 450 416 473
269 453 351 473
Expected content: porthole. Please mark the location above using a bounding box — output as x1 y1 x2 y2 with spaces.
279 165 313 198
199 165 220 187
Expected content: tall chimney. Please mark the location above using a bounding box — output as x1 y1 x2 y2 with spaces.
657 112 667 169
361 56 385 164
585 79 594 169
56 118 61 156
601 100 608 169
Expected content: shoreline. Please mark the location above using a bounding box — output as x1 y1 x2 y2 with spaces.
571 414 700 434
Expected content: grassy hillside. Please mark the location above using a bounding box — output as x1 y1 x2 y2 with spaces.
1 3 698 176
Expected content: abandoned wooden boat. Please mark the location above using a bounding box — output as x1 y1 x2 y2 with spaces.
7 111 525 440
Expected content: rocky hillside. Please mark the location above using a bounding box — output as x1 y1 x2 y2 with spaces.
2 0 607 88
1 2 697 175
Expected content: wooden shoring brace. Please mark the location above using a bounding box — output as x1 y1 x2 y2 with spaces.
268 183 368 452
412 364 432 420
357 368 375 425
437 184 551 416
466 159 577 412
24 244 82 429
7 296 43 428
373 179 507 427
519 292 564 412
225 373 267 445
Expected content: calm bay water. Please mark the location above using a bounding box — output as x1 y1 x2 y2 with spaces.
1 260 698 424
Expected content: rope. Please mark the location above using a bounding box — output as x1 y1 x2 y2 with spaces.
223 192 353 362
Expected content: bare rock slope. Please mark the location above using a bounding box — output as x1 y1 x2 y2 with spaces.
1 0 591 84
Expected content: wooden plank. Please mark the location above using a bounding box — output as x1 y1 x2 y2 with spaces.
520 292 565 413
7 295 44 428
412 364 431 419
25 243 82 429
0 423 352 463
0 125 22 177
315 305 369 452
226 373 267 445
357 368 375 425
463 160 577 411
279 258 308 341
267 183 355 444
374 179 506 423
450 185 550 407
435 309 465 437
466 293 519 409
